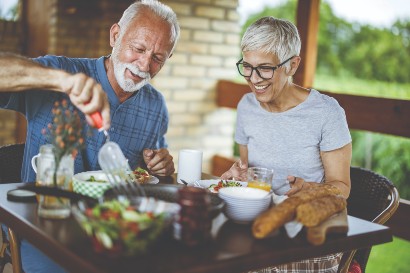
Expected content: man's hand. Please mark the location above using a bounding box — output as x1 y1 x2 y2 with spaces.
220 159 248 181
143 148 175 176
61 73 111 130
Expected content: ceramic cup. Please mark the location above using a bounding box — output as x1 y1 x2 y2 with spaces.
177 149 203 184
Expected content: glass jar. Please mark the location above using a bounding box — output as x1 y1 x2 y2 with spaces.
35 144 74 219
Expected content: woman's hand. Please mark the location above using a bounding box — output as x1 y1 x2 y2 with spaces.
285 176 317 196
220 159 248 181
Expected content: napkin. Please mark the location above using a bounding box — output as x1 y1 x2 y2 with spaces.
271 194 303 238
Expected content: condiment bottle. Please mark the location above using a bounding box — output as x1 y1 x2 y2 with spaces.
173 187 211 246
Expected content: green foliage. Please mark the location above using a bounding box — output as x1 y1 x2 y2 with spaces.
0 1 18 21
242 0 410 83
367 237 410 273
351 131 410 199
314 73 410 100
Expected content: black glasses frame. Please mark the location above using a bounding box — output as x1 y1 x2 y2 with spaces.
236 56 295 80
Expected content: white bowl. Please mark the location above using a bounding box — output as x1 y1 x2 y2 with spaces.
218 187 271 224
72 171 112 199
218 187 270 200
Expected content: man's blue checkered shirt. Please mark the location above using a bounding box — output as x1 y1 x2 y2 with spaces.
0 55 169 183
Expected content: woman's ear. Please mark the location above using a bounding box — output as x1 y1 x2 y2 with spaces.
109 23 121 48
287 56 301 76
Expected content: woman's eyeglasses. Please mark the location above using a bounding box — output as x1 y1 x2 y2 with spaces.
236 56 294 80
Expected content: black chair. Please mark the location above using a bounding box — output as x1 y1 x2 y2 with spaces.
338 166 400 273
0 143 25 184
0 143 25 273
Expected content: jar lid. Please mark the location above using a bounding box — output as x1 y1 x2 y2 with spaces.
39 144 54 154
7 189 37 203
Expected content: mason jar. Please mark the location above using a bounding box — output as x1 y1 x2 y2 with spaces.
34 144 74 219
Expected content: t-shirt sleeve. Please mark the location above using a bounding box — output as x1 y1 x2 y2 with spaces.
320 99 352 151
234 97 249 145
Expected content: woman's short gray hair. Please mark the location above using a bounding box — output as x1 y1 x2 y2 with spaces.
118 0 180 53
241 17 301 65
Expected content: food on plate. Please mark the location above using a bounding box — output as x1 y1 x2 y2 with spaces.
86 175 108 183
79 200 166 256
296 195 346 227
252 184 342 239
133 167 150 183
208 180 243 193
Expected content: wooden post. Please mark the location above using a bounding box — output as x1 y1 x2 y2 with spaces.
294 0 320 88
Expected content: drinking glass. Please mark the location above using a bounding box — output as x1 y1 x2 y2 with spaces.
247 167 274 192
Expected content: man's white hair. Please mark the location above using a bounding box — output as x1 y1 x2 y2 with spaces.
118 0 180 53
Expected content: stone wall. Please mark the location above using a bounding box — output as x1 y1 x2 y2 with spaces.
0 0 240 173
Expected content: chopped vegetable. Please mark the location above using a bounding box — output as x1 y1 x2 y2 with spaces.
78 200 166 256
133 167 150 183
208 180 243 193
86 175 107 183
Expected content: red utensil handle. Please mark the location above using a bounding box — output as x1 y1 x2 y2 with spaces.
90 111 103 129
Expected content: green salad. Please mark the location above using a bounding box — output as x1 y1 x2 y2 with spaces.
86 175 107 183
78 200 166 256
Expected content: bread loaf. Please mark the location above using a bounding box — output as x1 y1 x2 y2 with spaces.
296 195 346 227
252 184 342 239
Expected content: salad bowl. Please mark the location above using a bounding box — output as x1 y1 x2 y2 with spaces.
72 197 180 257
104 184 225 220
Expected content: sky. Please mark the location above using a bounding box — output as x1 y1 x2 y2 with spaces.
238 0 410 27
1 0 410 27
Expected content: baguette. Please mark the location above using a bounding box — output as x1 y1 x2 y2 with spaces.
296 195 346 227
252 184 341 239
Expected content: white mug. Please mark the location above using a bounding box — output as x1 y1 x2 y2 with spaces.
177 149 203 184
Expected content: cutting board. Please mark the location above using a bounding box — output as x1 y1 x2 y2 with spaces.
306 208 349 245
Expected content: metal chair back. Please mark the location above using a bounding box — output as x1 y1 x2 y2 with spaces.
338 166 400 273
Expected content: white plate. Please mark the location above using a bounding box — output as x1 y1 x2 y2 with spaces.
146 176 159 184
73 170 159 184
190 179 247 193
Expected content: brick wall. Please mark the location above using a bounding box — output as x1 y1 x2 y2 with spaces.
158 0 239 172
0 0 240 173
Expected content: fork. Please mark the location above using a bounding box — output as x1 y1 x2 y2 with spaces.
98 141 146 199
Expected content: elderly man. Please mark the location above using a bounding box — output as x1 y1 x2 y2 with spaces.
0 0 179 272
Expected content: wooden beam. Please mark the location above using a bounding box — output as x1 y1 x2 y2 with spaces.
321 91 410 138
294 0 320 88
216 80 410 138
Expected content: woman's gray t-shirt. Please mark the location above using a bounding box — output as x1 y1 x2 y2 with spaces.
235 89 351 195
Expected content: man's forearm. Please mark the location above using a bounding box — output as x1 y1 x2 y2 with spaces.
0 52 65 92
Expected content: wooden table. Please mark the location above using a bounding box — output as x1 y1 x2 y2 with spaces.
0 176 392 273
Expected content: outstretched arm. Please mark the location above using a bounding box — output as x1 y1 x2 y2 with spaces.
0 52 110 129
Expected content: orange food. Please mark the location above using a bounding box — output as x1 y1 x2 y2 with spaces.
247 180 271 192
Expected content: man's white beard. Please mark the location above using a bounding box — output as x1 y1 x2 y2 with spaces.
112 46 151 93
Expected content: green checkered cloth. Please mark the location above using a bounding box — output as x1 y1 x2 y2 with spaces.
73 180 111 199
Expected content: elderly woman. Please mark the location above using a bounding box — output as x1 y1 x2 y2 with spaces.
221 17 352 272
